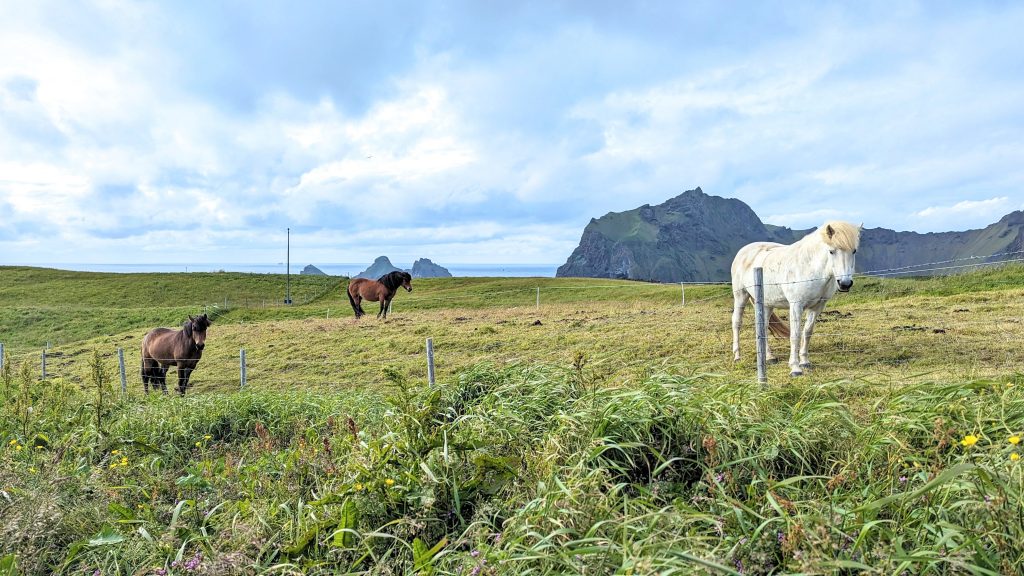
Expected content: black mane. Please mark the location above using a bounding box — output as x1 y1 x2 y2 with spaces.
378 271 411 290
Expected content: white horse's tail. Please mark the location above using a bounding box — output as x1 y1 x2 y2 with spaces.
743 293 790 338
768 311 789 339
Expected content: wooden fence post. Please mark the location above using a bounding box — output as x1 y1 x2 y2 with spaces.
753 267 768 386
118 347 127 394
240 349 247 389
426 338 435 387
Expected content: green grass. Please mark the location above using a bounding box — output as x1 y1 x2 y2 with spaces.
1 265 1024 574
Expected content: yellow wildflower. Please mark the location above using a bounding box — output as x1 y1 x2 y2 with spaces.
960 435 979 448
385 478 395 487
1009 435 1021 445
137 503 145 509
195 442 201 448
8 439 16 446
29 467 36 473
203 435 212 440
1011 453 1020 462
354 483 364 491
112 450 120 455
109 463 117 469
15 445 22 452
120 457 128 465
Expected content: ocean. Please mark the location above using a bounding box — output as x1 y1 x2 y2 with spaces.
21 262 559 278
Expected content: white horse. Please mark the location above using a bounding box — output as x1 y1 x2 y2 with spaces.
731 221 862 376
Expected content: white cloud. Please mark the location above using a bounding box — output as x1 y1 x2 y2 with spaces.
2 2 1024 266
913 197 1015 220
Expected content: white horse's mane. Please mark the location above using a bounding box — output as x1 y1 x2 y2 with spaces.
814 221 861 251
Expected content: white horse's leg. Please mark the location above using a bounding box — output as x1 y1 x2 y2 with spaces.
799 308 820 369
731 291 746 361
788 302 805 376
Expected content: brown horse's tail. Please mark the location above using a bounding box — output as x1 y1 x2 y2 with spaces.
346 282 363 318
768 311 790 338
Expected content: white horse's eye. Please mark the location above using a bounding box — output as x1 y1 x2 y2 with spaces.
853 249 857 254
829 249 835 255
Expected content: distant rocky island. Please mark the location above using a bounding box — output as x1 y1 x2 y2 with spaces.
300 264 326 275
354 256 452 279
557 187 1024 282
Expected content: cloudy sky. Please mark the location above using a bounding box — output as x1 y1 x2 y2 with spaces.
1 1 1022 267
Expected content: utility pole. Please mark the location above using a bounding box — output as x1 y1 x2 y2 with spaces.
285 227 292 304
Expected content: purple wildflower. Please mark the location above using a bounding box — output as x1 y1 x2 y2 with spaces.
899 476 907 484
471 549 480 558
184 551 203 571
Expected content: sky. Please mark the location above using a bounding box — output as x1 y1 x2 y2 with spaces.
1 1 1023 267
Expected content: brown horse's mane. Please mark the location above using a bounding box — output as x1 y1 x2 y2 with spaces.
378 271 412 291
185 313 212 337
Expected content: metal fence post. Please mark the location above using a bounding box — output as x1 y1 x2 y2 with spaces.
753 267 768 386
426 338 435 387
536 287 540 308
118 347 127 394
680 283 685 306
240 349 247 389
0 342 4 371
41 349 47 380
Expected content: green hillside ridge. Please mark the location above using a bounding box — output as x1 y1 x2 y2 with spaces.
558 188 1024 281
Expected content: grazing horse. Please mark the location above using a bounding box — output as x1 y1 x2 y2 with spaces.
141 313 212 395
347 271 413 319
731 221 862 376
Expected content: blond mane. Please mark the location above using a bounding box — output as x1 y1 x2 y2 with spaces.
816 221 861 251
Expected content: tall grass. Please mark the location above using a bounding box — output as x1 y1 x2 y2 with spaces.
2 358 1022 574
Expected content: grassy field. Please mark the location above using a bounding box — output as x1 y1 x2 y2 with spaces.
1 265 1023 574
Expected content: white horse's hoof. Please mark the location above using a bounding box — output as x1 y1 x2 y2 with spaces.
790 370 803 377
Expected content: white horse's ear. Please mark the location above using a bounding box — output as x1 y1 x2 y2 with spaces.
859 223 864 231
826 224 835 239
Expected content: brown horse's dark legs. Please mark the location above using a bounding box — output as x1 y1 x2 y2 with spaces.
178 366 192 395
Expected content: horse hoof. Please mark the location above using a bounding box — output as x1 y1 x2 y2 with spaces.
790 370 803 377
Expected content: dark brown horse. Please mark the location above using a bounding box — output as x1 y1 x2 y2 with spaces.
141 313 212 395
347 271 412 319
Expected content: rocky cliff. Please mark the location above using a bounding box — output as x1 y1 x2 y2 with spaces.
355 256 454 279
354 256 405 279
411 258 452 278
557 188 1024 281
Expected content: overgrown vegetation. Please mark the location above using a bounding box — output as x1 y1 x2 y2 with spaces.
1 265 1023 574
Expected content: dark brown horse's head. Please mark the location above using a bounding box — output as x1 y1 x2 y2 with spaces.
379 271 413 293
185 313 212 351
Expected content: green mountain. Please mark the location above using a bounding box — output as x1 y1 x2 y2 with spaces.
556 188 1024 281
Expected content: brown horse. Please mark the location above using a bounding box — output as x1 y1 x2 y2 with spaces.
347 271 413 319
141 313 212 395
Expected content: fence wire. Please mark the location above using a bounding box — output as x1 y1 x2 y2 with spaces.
2 256 1021 393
